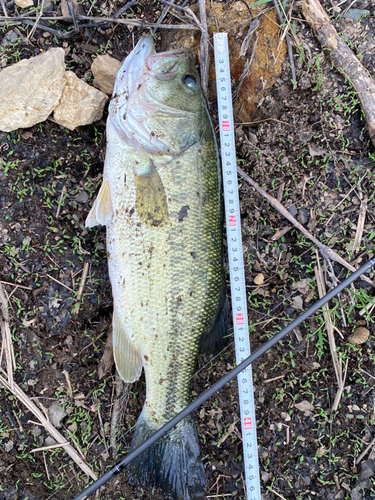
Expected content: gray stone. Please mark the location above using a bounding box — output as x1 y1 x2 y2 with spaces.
76 190 89 203
344 9 370 21
288 204 298 216
0 48 65 132
2 30 19 45
54 71 108 130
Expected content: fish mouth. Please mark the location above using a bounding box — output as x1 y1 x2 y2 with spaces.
114 36 156 96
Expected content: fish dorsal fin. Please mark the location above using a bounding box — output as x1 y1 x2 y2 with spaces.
113 309 143 383
134 159 168 227
85 180 113 227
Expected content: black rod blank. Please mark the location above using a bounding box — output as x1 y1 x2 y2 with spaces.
72 258 375 500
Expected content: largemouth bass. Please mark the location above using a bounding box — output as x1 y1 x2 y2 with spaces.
86 36 227 499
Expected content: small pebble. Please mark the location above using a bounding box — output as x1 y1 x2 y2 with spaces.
254 273 264 285
288 204 298 216
344 9 370 22
348 327 370 345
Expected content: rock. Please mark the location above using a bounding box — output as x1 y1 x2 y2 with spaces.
0 48 65 132
295 400 314 412
48 403 67 428
344 9 370 22
288 204 298 216
76 190 89 203
298 208 309 225
15 0 33 7
91 54 122 95
54 71 108 130
348 327 370 345
2 30 19 45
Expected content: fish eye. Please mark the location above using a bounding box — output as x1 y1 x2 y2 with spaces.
184 74 198 89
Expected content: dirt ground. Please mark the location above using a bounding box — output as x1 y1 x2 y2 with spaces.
1 1 375 499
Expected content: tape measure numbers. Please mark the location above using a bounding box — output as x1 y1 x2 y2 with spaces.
213 33 261 499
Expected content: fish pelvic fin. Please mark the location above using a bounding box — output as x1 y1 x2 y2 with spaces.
127 415 206 500
85 180 113 227
113 310 142 383
134 159 169 228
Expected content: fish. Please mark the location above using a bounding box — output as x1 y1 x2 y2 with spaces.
86 36 227 500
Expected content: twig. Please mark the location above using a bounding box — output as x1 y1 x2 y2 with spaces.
0 14 199 30
324 170 369 226
348 196 367 258
0 283 15 390
27 0 45 40
0 369 97 480
55 185 66 219
234 35 258 99
315 253 348 412
355 435 375 465
67 0 78 30
239 5 271 57
0 0 7 16
152 0 175 34
0 281 32 290
237 166 374 287
45 273 74 293
198 0 209 96
31 441 70 453
112 0 138 19
273 0 296 83
72 262 89 315
266 488 287 500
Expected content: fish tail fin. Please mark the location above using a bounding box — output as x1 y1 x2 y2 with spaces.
127 414 206 500
200 289 229 355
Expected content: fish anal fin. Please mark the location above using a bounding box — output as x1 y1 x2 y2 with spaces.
113 310 143 383
135 159 168 227
85 180 113 227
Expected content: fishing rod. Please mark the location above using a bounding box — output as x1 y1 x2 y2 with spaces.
72 257 375 500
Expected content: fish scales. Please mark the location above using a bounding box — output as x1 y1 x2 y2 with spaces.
86 36 226 500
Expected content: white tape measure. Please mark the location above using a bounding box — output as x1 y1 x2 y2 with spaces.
214 33 261 499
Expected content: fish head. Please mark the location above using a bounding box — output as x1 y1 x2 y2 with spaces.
109 36 207 156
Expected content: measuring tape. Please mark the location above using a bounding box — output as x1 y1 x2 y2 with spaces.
214 33 261 499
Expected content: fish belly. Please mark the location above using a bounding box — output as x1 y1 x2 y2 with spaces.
107 137 223 428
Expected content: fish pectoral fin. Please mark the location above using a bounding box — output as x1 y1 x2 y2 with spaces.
113 310 143 383
85 180 113 227
135 159 168 227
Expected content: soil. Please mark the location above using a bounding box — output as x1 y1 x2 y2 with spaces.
1 1 375 500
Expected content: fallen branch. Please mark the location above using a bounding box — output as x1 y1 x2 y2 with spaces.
301 0 375 146
237 166 374 287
